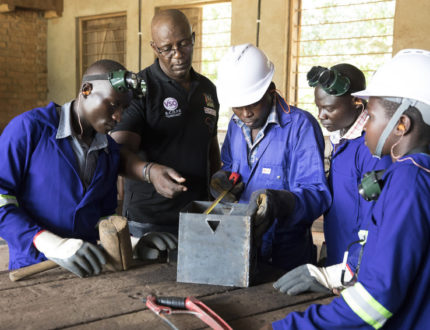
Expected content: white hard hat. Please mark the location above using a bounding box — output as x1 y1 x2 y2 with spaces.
217 43 274 107
352 49 430 125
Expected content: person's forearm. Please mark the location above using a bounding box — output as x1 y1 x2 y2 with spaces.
118 147 148 181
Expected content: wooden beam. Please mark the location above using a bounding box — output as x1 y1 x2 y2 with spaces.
0 0 63 17
0 3 14 12
44 10 60 19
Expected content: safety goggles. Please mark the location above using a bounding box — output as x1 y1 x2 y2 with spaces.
83 70 146 98
307 66 351 96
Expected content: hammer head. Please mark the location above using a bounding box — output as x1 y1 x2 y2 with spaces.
98 216 133 271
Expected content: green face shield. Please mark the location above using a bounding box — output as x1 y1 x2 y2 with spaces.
307 66 351 96
83 70 146 98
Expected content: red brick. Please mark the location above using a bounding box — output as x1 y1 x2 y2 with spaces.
0 9 47 122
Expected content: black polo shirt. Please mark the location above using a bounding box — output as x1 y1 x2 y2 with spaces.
113 60 219 226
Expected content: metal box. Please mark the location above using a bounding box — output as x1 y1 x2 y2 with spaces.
177 201 256 287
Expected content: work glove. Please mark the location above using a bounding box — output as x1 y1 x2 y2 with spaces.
273 263 352 296
33 230 106 278
246 189 296 244
209 170 244 202
130 232 178 260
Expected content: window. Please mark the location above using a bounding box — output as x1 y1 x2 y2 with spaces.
289 0 396 124
77 13 127 91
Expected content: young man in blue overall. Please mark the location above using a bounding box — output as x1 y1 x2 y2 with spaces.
211 44 331 271
0 60 175 277
270 49 430 329
309 64 391 266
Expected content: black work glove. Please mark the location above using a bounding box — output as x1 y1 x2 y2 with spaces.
246 189 296 244
131 232 178 260
209 170 244 202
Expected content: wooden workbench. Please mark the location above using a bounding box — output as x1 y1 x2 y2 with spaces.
0 261 334 329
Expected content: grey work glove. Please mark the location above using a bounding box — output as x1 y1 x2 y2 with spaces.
246 189 295 244
209 170 244 202
273 263 349 295
131 232 178 260
34 230 106 278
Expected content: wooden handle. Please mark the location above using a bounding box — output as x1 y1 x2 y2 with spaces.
9 215 132 281
9 260 58 282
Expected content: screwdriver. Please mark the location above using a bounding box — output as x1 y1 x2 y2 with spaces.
204 172 241 215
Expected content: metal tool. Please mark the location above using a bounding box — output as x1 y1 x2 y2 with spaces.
204 172 240 214
145 294 232 330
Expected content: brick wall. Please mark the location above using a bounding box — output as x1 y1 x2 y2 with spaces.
0 9 47 132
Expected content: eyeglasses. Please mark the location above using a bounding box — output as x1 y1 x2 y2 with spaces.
152 37 194 58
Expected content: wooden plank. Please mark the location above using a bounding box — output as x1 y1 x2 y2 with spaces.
0 263 237 329
68 282 333 329
0 0 63 17
0 3 14 12
0 258 171 291
0 244 9 272
229 296 335 329
0 0 62 12
0 265 72 290
1 259 334 329
44 10 60 19
311 216 324 232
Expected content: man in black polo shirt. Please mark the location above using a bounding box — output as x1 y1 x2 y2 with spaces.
111 9 220 238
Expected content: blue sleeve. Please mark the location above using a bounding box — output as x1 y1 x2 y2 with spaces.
220 119 235 171
273 162 430 329
272 297 370 329
287 113 331 226
0 115 43 268
349 164 429 317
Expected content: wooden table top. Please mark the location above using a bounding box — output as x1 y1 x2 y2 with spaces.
0 261 334 329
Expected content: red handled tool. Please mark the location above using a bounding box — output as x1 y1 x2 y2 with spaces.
204 172 241 214
145 295 232 330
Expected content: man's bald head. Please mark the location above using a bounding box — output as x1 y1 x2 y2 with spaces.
150 9 194 82
151 9 192 39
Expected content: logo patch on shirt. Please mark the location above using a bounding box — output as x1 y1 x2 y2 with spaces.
163 97 178 111
262 168 271 175
204 107 216 116
203 93 215 108
163 97 182 118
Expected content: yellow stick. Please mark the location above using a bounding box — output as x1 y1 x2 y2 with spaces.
203 189 229 215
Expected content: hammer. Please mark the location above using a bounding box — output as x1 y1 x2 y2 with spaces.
9 216 133 282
